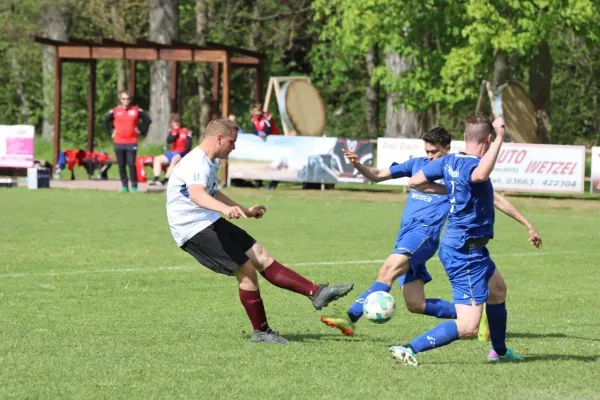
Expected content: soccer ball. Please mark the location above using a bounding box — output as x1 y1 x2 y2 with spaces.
362 291 396 324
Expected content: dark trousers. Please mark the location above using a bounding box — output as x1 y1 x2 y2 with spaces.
114 143 138 188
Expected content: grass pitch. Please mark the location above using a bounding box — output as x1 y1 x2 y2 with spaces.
1 186 599 399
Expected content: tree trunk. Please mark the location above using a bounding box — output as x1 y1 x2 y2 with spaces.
11 51 30 123
41 4 70 141
529 41 552 143
364 46 380 139
384 53 425 138
146 0 179 144
196 0 212 138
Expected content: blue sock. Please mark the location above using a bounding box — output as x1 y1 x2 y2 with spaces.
486 302 507 356
408 320 459 354
347 281 391 322
424 299 457 319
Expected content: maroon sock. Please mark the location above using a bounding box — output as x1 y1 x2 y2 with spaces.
239 289 269 331
260 260 320 297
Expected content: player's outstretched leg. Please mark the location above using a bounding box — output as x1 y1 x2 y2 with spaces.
321 254 408 336
234 260 289 345
246 243 353 310
486 269 523 362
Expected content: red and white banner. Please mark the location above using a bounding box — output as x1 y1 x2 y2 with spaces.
591 147 600 194
0 125 34 168
377 138 586 193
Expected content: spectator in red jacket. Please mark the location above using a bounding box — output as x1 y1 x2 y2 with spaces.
149 113 192 186
103 91 152 193
251 105 280 138
251 105 280 189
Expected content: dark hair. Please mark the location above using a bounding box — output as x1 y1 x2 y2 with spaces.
170 113 182 123
464 113 493 143
422 126 451 147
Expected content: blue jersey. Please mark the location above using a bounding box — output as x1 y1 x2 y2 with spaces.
390 157 449 240
421 153 495 249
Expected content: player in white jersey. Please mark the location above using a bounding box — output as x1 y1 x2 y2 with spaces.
166 117 354 344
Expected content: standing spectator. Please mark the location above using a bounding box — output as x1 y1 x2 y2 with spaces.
150 113 192 186
250 105 280 189
103 91 152 193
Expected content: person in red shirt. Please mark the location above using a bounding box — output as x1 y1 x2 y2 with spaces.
150 113 192 186
103 91 152 193
251 105 280 189
251 104 280 138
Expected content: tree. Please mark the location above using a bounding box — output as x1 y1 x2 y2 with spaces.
147 0 179 144
40 2 71 141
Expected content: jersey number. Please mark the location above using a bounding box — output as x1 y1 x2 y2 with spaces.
449 180 456 213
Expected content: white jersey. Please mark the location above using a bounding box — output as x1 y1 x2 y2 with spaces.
166 147 221 246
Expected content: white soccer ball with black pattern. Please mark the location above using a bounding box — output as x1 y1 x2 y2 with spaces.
362 291 396 323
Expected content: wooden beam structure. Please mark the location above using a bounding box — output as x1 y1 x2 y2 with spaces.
35 36 266 182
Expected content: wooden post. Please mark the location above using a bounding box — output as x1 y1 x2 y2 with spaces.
128 60 136 99
52 56 62 176
255 64 263 104
220 53 231 185
170 61 179 114
87 60 96 153
211 62 220 118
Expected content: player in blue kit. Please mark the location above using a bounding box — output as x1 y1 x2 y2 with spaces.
389 114 542 366
320 127 457 335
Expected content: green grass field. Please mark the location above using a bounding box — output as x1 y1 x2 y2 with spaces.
1 187 599 399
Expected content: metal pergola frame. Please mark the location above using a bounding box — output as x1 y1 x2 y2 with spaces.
34 36 266 178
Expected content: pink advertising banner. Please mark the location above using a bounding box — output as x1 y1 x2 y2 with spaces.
0 125 34 168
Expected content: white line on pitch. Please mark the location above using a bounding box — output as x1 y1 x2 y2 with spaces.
0 250 578 280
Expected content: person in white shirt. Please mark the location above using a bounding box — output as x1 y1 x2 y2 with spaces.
166 117 354 345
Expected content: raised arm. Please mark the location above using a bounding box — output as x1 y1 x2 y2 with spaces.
471 117 505 183
494 192 542 248
342 148 392 182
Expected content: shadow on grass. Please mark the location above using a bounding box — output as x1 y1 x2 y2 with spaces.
509 331 600 342
522 354 600 363
281 331 390 344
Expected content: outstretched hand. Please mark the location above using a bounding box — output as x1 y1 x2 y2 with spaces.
528 227 543 249
247 205 267 219
225 206 247 220
342 148 359 166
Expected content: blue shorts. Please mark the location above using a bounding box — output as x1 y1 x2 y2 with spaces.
165 151 183 164
438 243 496 305
392 225 438 287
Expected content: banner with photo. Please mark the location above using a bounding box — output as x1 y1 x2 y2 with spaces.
229 133 374 184
0 125 34 168
591 147 600 194
377 138 586 194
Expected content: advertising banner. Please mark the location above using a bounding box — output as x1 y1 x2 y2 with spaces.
229 134 374 184
0 125 34 168
591 147 600 194
377 138 585 193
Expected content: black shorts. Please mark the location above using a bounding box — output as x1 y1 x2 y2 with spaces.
181 218 257 276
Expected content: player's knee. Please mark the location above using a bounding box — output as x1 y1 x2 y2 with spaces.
235 261 259 290
489 279 508 303
457 321 479 338
249 243 274 270
405 300 425 314
377 258 407 283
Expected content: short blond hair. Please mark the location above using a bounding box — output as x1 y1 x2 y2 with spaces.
205 117 239 137
464 113 493 143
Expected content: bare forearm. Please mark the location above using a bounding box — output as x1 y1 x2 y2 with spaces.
472 139 503 182
354 162 389 182
494 193 532 229
190 190 229 214
215 191 245 209
413 182 447 195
